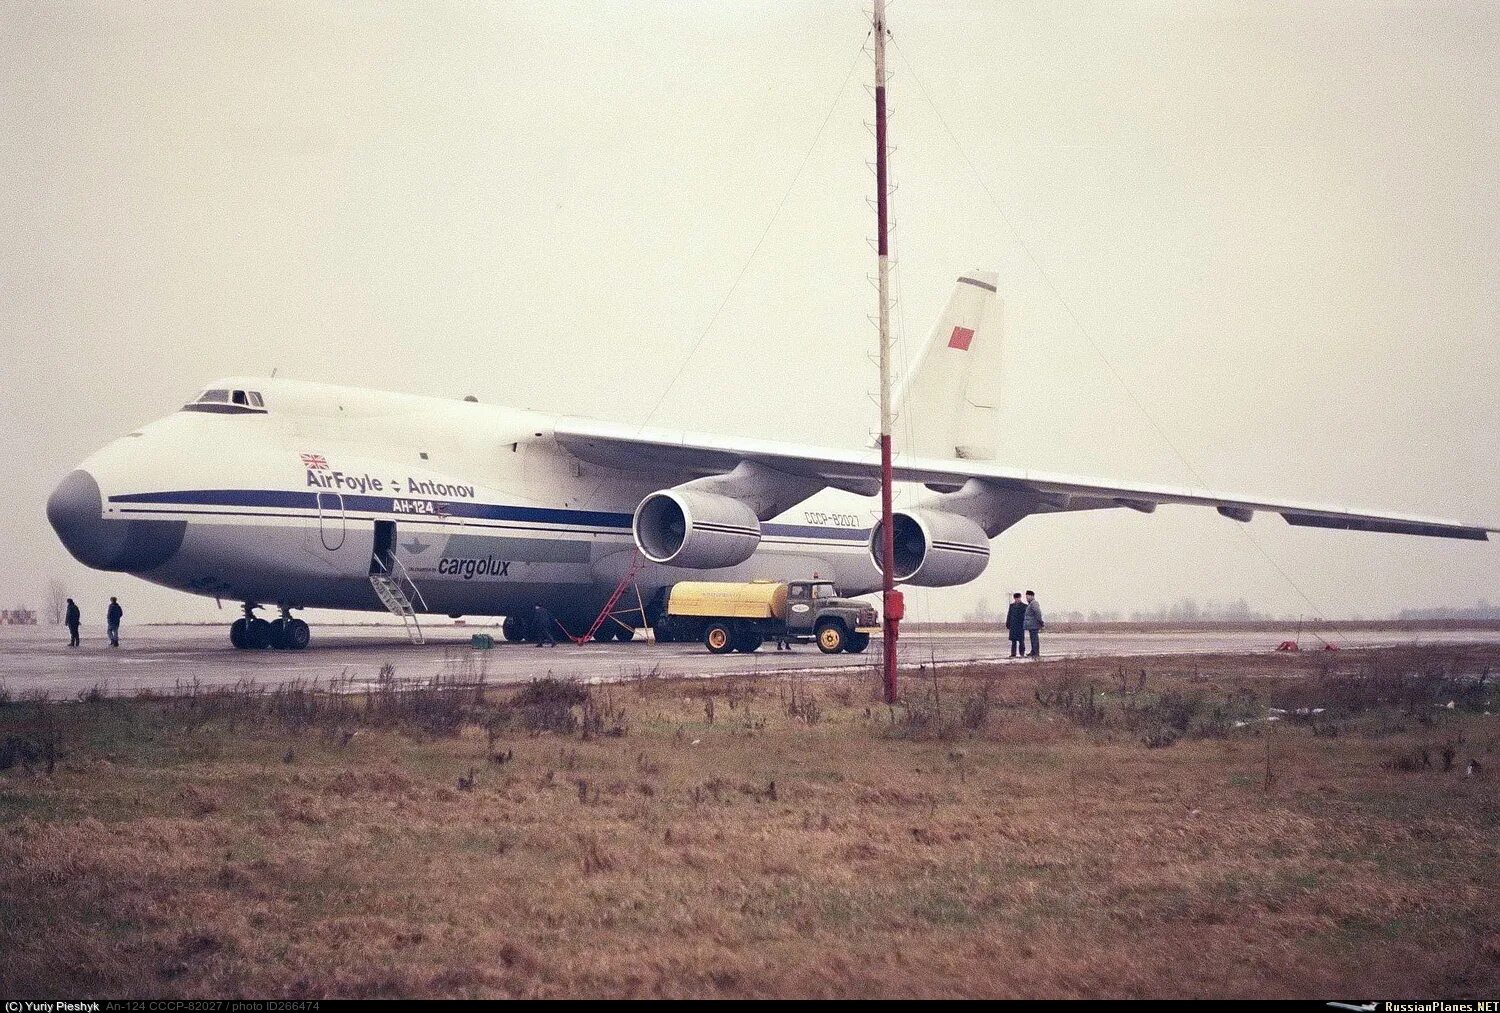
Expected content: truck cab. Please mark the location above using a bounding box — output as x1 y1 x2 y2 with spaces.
785 581 848 630
784 581 879 652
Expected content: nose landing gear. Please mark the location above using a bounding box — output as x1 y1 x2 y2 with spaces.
231 605 310 650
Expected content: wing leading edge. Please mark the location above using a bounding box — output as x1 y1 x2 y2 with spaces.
553 419 1495 542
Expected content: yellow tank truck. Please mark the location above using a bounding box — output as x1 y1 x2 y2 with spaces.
664 579 880 654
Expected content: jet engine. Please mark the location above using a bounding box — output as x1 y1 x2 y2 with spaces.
869 508 991 587
632 489 761 568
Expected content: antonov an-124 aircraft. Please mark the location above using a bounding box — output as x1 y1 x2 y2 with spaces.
48 272 1496 649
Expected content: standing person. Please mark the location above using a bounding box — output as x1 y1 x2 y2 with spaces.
1024 590 1044 659
532 603 559 648
1005 592 1027 658
65 598 81 647
106 596 123 647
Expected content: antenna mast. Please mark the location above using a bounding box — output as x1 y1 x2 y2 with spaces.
873 0 901 704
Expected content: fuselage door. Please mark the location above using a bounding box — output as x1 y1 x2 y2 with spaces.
371 520 395 575
317 491 346 551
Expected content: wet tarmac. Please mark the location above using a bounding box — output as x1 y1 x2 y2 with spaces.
2 623 1496 697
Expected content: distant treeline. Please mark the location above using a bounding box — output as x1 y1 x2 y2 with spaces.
1395 602 1500 621
962 597 1275 624
962 597 1500 624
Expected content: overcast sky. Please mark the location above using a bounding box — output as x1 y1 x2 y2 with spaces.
1 0 1496 624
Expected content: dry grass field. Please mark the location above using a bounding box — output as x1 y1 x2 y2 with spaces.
2 646 1498 998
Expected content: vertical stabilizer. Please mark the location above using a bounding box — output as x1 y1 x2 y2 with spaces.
894 271 1004 459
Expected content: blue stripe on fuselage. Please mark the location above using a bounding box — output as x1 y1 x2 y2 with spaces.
108 489 871 542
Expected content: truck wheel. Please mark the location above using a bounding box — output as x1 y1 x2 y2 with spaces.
734 630 763 653
816 620 846 654
704 623 735 654
844 632 870 653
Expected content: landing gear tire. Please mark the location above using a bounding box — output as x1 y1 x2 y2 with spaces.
283 618 310 650
652 623 675 644
816 621 846 654
269 618 289 649
232 617 272 650
245 618 272 649
733 630 763 653
502 615 533 643
593 623 617 643
615 626 636 643
704 623 735 655
844 632 871 654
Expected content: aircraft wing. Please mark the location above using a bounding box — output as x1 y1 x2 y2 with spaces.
554 418 1495 541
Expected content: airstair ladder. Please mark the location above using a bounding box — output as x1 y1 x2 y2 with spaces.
369 558 426 645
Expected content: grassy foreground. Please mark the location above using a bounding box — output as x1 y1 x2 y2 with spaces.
1 646 1498 998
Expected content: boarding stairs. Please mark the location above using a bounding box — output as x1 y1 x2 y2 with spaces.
369 556 428 645
576 551 649 644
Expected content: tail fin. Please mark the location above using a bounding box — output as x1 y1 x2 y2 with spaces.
894 270 1004 460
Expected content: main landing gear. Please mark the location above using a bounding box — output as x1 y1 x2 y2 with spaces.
501 614 535 643
231 605 310 650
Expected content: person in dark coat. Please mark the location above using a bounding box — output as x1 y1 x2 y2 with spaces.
65 598 81 647
532 603 559 647
106 597 124 647
1005 592 1027 658
1023 590 1045 659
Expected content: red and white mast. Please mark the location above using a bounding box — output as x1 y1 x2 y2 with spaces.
873 0 901 704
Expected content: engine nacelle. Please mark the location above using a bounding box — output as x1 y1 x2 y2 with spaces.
632 489 761 568
869 508 991 587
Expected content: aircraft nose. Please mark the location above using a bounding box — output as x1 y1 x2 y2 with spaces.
47 469 186 572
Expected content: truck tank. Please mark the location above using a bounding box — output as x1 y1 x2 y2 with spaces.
667 580 789 621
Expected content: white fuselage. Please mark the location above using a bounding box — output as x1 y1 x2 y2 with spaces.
62 378 884 629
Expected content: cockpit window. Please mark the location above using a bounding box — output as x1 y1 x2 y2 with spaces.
182 387 268 414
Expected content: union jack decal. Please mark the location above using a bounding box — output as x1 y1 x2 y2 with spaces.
300 453 329 470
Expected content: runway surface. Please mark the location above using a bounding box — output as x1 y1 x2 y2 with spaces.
2 623 1498 697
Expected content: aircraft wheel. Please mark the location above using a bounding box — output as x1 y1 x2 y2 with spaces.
652 622 675 643
230 618 248 649
615 625 636 643
501 615 533 643
268 618 290 649
592 623 617 642
243 617 273 650
704 623 735 655
844 632 871 654
283 618 310 650
734 630 763 653
816 620 846 654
